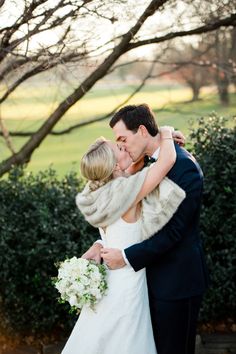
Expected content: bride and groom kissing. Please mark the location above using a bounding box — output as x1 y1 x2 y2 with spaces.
62 104 209 354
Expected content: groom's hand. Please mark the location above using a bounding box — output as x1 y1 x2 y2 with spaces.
172 130 185 146
82 243 102 264
101 248 126 269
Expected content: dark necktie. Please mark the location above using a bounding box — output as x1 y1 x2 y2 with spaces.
143 156 156 167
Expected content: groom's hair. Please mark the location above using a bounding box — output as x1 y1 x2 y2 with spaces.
109 104 159 136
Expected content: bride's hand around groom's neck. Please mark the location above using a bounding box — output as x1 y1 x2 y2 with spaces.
159 126 185 146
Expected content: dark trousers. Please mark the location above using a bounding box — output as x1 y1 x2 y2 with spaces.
150 295 202 354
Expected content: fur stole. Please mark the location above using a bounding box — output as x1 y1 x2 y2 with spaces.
76 167 186 240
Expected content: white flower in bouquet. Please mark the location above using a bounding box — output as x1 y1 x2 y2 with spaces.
53 257 108 311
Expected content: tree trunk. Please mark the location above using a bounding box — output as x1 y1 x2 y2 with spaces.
191 85 200 101
218 75 229 105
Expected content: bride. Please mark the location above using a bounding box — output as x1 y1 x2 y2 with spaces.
61 126 185 354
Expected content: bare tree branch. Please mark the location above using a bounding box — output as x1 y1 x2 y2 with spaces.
0 51 86 103
0 1 235 176
0 0 167 176
0 111 15 154
0 0 91 62
126 13 236 51
0 0 5 8
0 58 185 137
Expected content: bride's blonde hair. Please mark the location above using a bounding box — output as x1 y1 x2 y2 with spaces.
81 137 117 191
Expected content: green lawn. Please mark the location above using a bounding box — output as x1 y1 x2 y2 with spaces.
1 84 235 177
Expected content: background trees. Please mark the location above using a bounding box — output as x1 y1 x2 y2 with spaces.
0 0 235 176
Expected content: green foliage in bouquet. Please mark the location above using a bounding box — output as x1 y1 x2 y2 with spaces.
0 168 98 334
189 113 236 321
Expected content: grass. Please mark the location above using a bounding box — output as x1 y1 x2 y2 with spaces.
0 83 235 177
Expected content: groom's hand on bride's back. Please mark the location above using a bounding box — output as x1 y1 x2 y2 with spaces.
172 130 185 146
81 243 103 264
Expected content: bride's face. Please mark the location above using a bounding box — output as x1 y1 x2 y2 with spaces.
107 141 132 171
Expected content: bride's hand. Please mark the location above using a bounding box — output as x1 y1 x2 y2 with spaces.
101 248 126 269
82 243 103 263
160 126 185 146
159 126 174 138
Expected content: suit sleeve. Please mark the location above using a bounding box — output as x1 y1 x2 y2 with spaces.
124 158 203 271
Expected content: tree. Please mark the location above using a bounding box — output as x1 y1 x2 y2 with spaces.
189 0 236 104
214 27 236 105
0 0 235 177
165 42 214 101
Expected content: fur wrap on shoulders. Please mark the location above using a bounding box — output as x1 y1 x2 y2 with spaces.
76 166 186 240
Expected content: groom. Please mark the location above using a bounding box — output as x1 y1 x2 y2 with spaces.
83 104 209 354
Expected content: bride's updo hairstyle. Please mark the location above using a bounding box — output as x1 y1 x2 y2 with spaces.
80 137 117 191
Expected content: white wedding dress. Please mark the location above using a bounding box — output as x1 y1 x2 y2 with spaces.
61 217 157 354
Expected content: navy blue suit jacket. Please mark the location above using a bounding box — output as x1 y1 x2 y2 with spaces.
125 144 209 300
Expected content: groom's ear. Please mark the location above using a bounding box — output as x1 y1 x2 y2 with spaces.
138 125 148 137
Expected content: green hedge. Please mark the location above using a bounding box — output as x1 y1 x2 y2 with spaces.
0 168 98 334
0 113 235 336
189 113 236 321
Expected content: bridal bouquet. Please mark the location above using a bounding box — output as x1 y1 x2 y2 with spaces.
53 256 108 311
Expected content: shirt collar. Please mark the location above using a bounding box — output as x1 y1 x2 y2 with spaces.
151 147 160 160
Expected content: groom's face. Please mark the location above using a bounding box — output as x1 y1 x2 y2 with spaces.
112 120 146 162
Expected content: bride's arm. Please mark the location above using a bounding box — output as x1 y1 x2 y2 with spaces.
126 129 185 176
132 127 176 206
